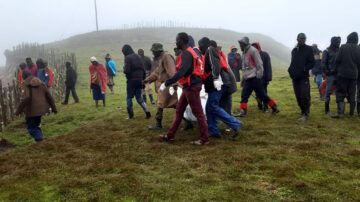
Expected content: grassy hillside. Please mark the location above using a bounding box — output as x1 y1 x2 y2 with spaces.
0 29 360 201
48 27 291 68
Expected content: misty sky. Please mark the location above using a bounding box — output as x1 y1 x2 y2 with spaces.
0 0 359 66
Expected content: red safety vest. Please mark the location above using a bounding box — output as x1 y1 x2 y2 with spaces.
202 50 229 81
177 47 204 86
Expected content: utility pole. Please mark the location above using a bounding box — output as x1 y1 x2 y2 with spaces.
94 0 99 31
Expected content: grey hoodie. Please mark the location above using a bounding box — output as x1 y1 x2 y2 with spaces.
241 45 264 80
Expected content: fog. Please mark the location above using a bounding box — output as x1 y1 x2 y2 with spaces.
0 0 359 66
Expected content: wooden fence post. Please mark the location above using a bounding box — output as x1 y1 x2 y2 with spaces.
0 81 7 127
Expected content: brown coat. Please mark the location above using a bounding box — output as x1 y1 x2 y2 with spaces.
144 52 178 108
16 76 57 117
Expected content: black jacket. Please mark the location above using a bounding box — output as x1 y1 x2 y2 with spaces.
203 47 232 93
65 66 77 87
122 45 145 80
336 32 360 80
288 44 315 80
165 48 202 87
260 51 272 83
140 55 152 72
311 48 322 75
321 47 338 76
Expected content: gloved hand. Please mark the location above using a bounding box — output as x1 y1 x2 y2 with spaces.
160 83 166 91
213 79 222 91
169 87 175 96
256 71 263 79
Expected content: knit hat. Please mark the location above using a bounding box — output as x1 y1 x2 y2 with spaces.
151 43 164 52
90 56 97 62
230 45 237 50
238 37 250 45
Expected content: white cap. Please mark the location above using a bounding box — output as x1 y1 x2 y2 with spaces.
90 56 97 62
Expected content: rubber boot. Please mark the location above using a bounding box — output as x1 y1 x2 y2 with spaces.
148 118 162 130
357 103 360 117
331 102 345 119
149 94 155 105
127 107 134 119
325 102 330 115
143 95 147 103
349 102 355 117
140 102 151 119
270 104 280 115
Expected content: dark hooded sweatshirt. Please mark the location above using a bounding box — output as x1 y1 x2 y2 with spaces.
336 32 360 80
321 37 340 76
252 42 272 83
122 45 145 80
288 44 315 80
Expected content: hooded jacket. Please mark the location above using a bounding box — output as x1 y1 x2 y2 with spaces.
252 42 272 83
16 76 57 117
335 32 360 79
65 65 77 87
241 45 264 80
321 37 340 76
288 44 315 80
122 45 145 80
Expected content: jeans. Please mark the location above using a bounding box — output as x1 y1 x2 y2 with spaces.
26 116 43 142
64 86 79 103
315 74 323 87
167 84 209 142
126 80 145 108
219 88 232 114
292 78 311 114
206 86 242 137
324 75 336 103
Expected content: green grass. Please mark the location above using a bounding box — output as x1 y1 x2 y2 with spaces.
1 50 360 201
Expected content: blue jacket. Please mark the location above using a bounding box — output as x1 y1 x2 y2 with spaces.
106 60 117 76
227 52 242 69
37 68 50 87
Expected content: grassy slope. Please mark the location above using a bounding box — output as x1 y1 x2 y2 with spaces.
1 31 360 201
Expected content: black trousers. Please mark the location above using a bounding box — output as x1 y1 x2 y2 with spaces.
292 78 311 114
241 78 271 104
65 86 79 103
220 88 232 114
358 79 360 103
336 77 356 103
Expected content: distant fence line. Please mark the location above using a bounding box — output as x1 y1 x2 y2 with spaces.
0 43 77 131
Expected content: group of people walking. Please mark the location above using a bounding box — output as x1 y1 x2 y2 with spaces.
15 31 360 145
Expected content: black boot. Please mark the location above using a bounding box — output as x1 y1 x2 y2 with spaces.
263 103 269 113
148 118 162 130
140 102 151 119
143 95 147 103
127 107 134 119
256 97 263 110
183 118 194 130
271 104 280 115
349 102 355 117
149 94 155 105
331 102 345 119
325 102 330 115
357 103 360 117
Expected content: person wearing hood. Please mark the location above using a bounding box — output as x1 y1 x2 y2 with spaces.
228 45 242 82
199 37 242 138
237 37 280 117
105 53 117 94
138 49 155 104
159 32 209 146
62 61 79 105
252 42 272 112
144 43 178 130
321 36 341 115
332 32 360 118
122 44 151 119
288 33 315 121
89 56 107 108
15 70 57 142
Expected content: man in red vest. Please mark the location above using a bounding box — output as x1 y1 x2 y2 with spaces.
159 32 209 145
